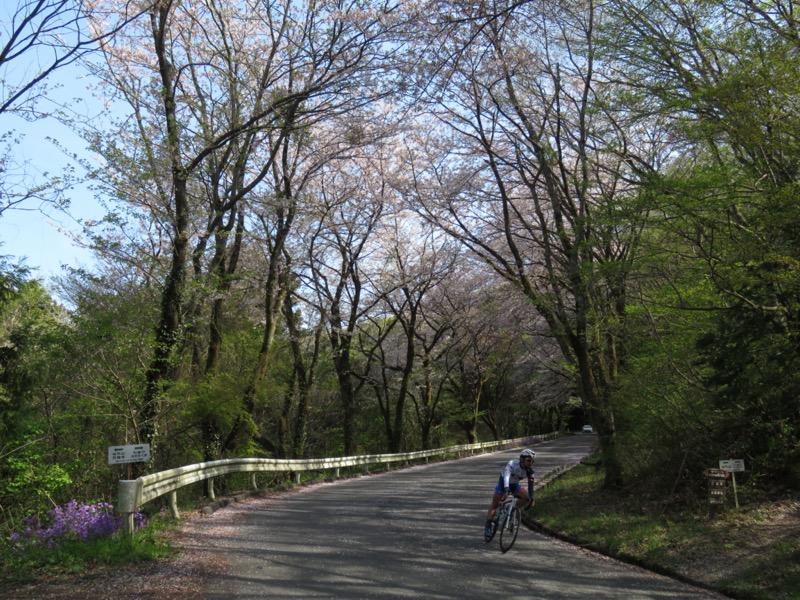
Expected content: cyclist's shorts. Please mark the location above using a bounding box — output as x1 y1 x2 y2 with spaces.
494 477 522 495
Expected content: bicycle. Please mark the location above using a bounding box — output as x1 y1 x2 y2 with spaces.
484 494 522 552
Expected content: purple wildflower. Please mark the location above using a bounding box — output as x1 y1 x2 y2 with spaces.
7 500 146 551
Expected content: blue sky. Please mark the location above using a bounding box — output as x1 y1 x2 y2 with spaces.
1 77 104 285
0 2 110 286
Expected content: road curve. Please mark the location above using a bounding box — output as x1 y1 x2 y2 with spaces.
200 435 729 599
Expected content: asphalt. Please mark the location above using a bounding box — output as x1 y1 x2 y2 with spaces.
199 435 730 599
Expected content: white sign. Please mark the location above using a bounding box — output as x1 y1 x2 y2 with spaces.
719 459 745 472
108 444 151 465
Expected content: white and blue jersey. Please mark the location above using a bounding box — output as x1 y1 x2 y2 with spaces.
493 458 535 500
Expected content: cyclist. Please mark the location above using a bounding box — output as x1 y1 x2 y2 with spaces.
484 448 536 539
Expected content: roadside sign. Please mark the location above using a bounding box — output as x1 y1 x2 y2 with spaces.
719 459 744 472
108 444 151 465
705 468 728 509
718 459 745 509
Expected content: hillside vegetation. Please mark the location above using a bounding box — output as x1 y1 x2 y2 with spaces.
530 463 800 600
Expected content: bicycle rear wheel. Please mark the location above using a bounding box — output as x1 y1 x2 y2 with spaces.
499 506 520 553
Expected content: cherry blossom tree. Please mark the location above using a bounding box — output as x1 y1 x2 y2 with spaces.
355 211 460 452
406 0 664 486
86 0 409 464
295 148 390 456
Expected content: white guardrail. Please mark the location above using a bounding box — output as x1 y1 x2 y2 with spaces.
117 432 559 534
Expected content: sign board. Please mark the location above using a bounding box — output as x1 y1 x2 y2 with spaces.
108 444 151 465
719 459 745 472
706 468 727 508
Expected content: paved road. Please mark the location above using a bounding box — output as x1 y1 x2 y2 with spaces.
201 435 728 599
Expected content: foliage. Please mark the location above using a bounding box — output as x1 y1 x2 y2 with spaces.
599 0 800 495
0 279 82 525
611 293 714 499
0 431 74 524
185 372 256 461
0 279 68 439
697 301 800 491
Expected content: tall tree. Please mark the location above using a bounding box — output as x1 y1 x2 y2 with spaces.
279 266 323 459
607 0 800 486
299 158 387 456
88 0 406 465
408 0 661 486
361 214 454 452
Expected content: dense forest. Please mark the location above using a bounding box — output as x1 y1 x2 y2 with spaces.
1 0 798 534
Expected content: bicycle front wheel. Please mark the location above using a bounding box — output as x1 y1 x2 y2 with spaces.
499 506 521 553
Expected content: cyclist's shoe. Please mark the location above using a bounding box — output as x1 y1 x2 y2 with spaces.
484 521 495 540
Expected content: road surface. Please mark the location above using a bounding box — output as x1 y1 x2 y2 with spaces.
198 435 728 599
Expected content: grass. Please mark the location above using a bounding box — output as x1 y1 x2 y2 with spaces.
527 464 800 600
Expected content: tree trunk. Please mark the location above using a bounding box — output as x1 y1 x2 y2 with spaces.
328 273 362 456
281 288 317 459
332 337 358 456
137 4 189 475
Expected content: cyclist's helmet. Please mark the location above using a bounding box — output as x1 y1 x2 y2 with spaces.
519 449 536 460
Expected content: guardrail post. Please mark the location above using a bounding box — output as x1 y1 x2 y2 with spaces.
295 472 301 484
117 479 143 536
207 477 216 501
168 491 180 519
251 473 258 490
123 512 134 535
